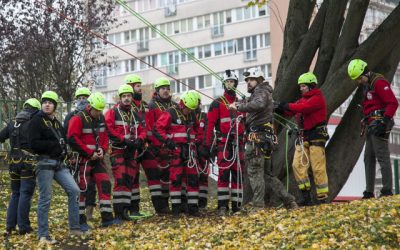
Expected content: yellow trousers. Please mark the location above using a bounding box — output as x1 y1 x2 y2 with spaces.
292 141 329 199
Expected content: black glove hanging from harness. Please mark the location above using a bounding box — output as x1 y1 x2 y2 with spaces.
369 116 393 138
165 139 176 150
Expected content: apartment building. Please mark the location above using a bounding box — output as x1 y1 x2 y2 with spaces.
92 0 274 110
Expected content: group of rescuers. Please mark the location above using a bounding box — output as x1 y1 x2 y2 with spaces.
0 59 397 244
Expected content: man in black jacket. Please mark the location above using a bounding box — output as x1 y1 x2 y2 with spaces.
0 98 40 236
29 91 86 244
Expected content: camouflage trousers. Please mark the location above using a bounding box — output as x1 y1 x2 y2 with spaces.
245 142 295 207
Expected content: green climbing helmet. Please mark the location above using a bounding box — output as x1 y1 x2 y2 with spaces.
75 87 91 98
180 91 199 110
23 98 41 110
125 74 142 85
88 92 106 111
154 77 170 89
348 59 368 80
118 84 134 96
298 72 318 85
188 90 201 103
41 91 59 103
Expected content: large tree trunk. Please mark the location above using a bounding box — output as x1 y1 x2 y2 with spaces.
257 1 400 205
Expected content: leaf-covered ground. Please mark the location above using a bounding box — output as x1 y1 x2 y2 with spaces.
0 169 399 249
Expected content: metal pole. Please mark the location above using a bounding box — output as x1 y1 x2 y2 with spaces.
394 159 399 194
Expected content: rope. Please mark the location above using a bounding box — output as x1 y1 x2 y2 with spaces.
295 136 310 167
187 142 198 171
79 160 89 193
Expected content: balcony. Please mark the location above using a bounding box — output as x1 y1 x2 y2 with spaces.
164 1 177 17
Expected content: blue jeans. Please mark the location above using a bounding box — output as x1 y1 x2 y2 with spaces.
6 163 35 232
36 167 80 237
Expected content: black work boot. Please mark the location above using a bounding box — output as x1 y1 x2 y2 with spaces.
172 204 181 217
300 190 312 206
231 202 241 213
362 191 375 199
198 198 207 210
379 189 393 197
188 204 200 217
121 208 133 221
154 197 170 215
217 206 228 216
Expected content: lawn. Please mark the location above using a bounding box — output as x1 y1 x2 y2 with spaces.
0 169 399 249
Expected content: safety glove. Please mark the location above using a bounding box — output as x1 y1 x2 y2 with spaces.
124 138 136 149
133 138 144 150
198 145 210 159
374 116 391 137
274 102 289 114
165 139 176 150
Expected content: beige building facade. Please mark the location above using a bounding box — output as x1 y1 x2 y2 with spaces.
93 0 279 110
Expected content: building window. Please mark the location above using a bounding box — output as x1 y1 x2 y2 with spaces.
188 18 194 32
204 45 211 58
267 64 272 78
198 46 203 59
160 23 166 34
188 77 196 90
226 10 232 23
181 81 187 92
259 5 267 16
236 8 243 21
214 42 223 56
204 14 211 28
181 19 187 33
126 59 136 72
167 22 173 35
198 75 205 89
160 53 168 66
197 16 204 29
226 40 234 54
124 31 130 44
174 21 180 34
237 38 244 52
204 75 212 88
171 80 177 93
151 27 157 38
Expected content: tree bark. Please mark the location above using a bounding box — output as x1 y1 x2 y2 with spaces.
327 0 370 76
314 0 348 85
273 1 328 103
274 0 316 89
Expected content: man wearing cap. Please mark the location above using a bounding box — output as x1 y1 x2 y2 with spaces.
348 59 398 198
105 84 146 219
29 91 85 244
68 92 121 228
0 98 40 236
